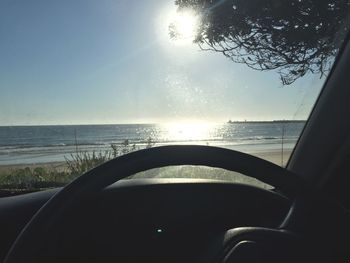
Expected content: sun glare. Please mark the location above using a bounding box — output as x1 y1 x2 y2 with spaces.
161 122 213 142
168 9 200 44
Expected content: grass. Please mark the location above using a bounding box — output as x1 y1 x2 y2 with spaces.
0 139 146 193
0 167 73 192
0 138 270 194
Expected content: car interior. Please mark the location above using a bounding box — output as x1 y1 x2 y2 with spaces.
1 1 350 263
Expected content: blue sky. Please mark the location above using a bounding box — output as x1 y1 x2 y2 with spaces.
0 0 326 125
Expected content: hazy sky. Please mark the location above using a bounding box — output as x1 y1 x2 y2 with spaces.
0 0 327 125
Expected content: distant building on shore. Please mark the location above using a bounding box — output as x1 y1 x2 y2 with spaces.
227 119 306 124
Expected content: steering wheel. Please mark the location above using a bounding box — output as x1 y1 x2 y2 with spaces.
3 145 305 263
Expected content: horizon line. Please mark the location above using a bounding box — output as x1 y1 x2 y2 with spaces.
0 119 307 127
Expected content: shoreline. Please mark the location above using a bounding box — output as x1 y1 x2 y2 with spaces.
0 149 292 174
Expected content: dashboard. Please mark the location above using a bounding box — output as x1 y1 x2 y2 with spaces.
0 179 290 263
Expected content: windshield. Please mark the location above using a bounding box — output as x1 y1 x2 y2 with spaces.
1 0 350 193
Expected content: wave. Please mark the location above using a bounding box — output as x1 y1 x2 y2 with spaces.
0 123 304 165
0 136 299 154
0 142 106 149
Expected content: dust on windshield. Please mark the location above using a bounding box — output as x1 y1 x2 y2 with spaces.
0 0 349 193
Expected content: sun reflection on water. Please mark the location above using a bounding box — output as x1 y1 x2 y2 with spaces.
160 122 214 142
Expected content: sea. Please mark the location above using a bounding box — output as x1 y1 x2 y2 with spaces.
0 122 305 165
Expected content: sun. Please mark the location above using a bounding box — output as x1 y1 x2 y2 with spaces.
168 9 200 44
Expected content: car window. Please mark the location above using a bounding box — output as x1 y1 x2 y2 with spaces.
0 0 349 193
126 165 272 190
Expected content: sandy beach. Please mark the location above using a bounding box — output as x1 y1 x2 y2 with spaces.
0 149 292 175
253 149 292 167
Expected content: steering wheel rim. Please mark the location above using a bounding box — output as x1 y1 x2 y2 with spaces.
3 145 303 263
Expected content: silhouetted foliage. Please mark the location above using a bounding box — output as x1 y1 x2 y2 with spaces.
170 0 350 85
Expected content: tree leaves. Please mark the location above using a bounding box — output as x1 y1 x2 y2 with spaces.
172 0 350 85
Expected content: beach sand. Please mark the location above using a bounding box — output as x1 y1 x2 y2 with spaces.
0 149 292 174
253 149 292 167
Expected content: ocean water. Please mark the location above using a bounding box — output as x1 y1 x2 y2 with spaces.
0 122 305 165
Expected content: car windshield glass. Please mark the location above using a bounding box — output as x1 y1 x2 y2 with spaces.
1 0 350 193
126 166 272 190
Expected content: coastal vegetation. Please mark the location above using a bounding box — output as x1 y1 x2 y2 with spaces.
171 0 348 85
0 140 149 195
0 136 271 195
